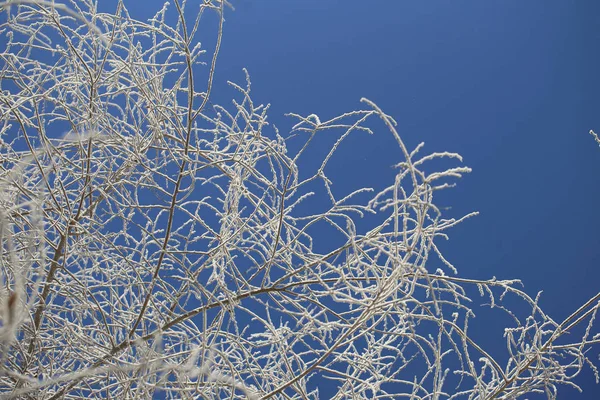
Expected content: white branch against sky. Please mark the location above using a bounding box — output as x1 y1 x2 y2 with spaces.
0 1 598 399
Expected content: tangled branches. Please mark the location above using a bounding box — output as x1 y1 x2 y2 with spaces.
0 1 598 399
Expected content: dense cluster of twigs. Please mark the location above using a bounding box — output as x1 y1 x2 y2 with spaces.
0 1 598 399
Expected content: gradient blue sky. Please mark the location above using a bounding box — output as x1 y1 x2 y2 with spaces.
122 0 600 397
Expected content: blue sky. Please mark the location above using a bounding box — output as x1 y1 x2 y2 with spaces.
210 2 600 397
113 0 600 397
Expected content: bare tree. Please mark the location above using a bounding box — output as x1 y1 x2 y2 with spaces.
0 1 598 399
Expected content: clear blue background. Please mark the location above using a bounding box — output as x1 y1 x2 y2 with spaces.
121 0 600 397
